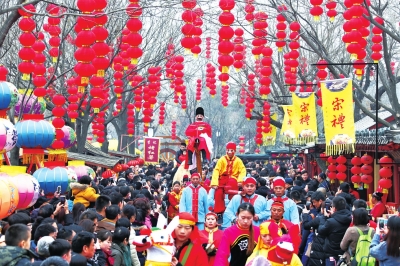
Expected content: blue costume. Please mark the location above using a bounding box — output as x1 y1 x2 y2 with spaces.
179 183 208 230
266 195 300 224
222 193 268 229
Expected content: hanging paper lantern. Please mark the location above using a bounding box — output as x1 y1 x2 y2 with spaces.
0 82 20 118
336 155 347 164
6 173 36 210
310 0 324 21
379 167 392 179
0 65 8 81
16 114 55 164
336 164 347 173
326 0 337 21
0 118 18 154
102 169 114 179
360 164 373 175
351 166 361 175
33 167 69 195
336 172 346 181
0 177 19 218
378 178 392 190
275 14 287 51
379 155 393 167
360 174 373 184
18 5 36 80
351 174 361 184
360 154 373 164
15 91 46 117
327 156 336 164
218 0 235 79
351 156 362 165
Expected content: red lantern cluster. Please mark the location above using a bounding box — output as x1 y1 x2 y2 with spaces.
205 37 211 59
67 78 79 122
127 103 135 137
326 0 337 22
390 62 396 75
378 155 393 193
171 121 177 140
238 135 245 153
255 148 260 154
18 4 36 81
133 74 143 112
233 28 245 71
350 156 362 188
245 73 255 120
0 65 8 81
171 55 185 98
181 0 197 52
371 17 384 63
327 156 337 182
254 120 263 146
206 63 217 97
159 102 165 125
252 12 268 59
218 0 235 78
191 7 204 56
360 154 373 188
275 14 287 52
316 59 328 107
310 0 323 21
259 47 273 98
221 85 229 107
31 31 47 99
262 102 271 136
113 56 124 113
336 155 347 182
92 112 106 144
52 94 66 150
126 0 143 65
196 79 202 101
244 0 255 23
45 4 63 62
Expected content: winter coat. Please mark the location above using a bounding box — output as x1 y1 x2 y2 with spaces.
318 208 352 258
0 246 36 266
96 219 116 233
71 183 99 207
111 242 133 266
340 225 375 263
302 211 326 266
95 248 114 266
128 227 141 266
370 233 400 266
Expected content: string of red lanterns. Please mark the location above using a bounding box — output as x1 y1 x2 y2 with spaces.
259 46 273 98
327 156 337 183
254 120 263 146
252 12 268 59
336 155 347 182
171 121 177 140
245 73 255 120
233 28 245 71
378 155 393 193
218 0 235 83
244 0 255 23
206 63 217 97
316 59 328 107
275 14 287 52
205 37 211 59
18 4 36 82
126 0 143 65
360 153 373 188
196 79 202 101
159 102 165 125
45 4 63 63
326 0 337 22
191 7 204 57
310 0 324 21
31 31 47 103
221 85 229 107
181 0 197 52
371 17 384 63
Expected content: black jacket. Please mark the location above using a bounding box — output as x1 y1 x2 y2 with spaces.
302 209 326 266
336 192 356 209
318 208 352 258
255 186 271 198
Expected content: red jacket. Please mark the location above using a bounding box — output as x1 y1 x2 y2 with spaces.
175 240 208 266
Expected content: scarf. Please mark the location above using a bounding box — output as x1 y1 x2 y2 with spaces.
205 227 218 244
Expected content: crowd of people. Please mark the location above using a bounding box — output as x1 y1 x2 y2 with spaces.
0 143 399 266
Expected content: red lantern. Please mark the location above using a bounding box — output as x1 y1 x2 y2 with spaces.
378 178 392 189
336 164 347 173
379 167 392 179
379 155 393 167
327 156 336 164
361 174 373 184
350 166 361 175
337 172 347 181
328 164 337 172
360 154 373 164
336 155 346 164
351 174 361 183
102 169 114 179
360 164 373 175
351 156 362 166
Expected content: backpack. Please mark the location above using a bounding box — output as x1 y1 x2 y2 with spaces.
350 227 376 266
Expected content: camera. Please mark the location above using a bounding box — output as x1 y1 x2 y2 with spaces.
60 196 66 204
325 201 332 212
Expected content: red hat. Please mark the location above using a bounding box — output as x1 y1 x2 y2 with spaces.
271 200 284 210
178 212 196 226
205 212 218 220
272 177 285 188
226 142 236 150
243 177 257 185
275 235 294 263
191 173 200 179
183 175 189 181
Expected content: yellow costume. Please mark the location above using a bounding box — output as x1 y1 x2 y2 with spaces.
210 155 246 186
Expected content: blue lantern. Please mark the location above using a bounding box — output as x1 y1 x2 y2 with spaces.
16 119 55 149
33 167 69 195
0 82 19 110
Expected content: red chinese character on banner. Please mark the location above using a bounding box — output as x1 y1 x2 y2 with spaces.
300 102 309 112
331 113 345 129
332 97 344 111
287 109 293 116
288 119 292 125
300 114 310 125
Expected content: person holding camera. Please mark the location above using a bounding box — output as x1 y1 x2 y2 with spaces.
300 191 326 266
317 196 352 266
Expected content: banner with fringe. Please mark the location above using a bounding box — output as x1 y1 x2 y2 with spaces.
292 92 318 145
280 105 297 144
321 78 355 155
263 113 277 146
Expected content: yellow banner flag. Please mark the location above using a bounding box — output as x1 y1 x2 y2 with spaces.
263 113 277 146
292 92 318 144
280 105 296 144
321 78 355 155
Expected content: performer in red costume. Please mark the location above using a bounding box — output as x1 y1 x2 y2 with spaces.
267 200 301 254
211 142 246 214
171 212 209 266
185 107 213 167
201 212 223 266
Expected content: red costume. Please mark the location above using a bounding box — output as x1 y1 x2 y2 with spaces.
172 213 209 266
167 189 181 222
200 213 223 266
185 107 212 166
